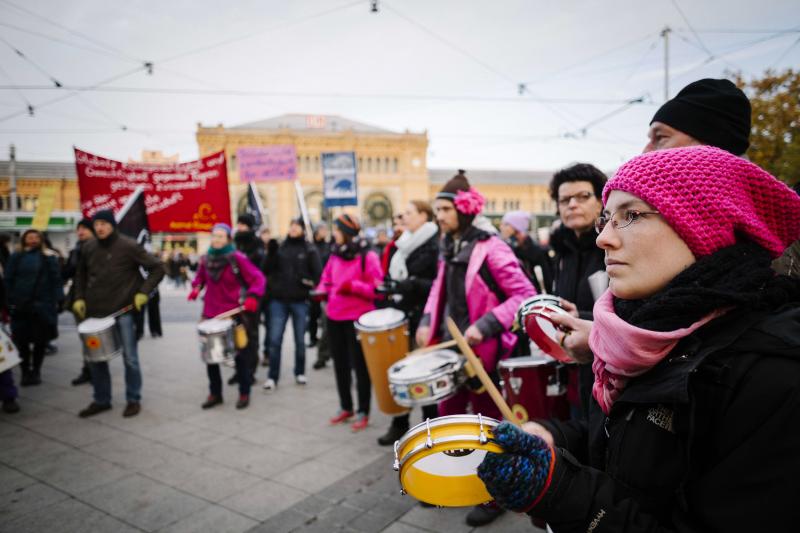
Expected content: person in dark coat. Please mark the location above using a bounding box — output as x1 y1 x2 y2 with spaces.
548 163 607 420
259 227 277 365
0 265 20 413
499 210 554 293
262 218 321 390
233 213 265 383
477 146 800 532
5 229 63 386
63 218 95 385
309 224 332 368
73 210 165 418
376 200 441 446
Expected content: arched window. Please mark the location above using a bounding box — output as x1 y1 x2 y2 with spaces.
384 157 390 172
228 154 237 172
314 155 320 172
358 157 363 171
304 156 311 172
367 158 373 173
392 158 398 173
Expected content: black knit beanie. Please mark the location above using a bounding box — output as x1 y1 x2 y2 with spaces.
77 218 94 231
651 78 751 155
237 213 257 229
92 209 117 228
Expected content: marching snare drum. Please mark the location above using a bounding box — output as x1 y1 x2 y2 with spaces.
388 349 465 408
78 317 123 363
198 318 236 365
393 414 503 507
355 308 410 415
498 352 569 424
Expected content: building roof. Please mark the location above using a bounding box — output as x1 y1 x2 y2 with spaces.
230 113 395 134
0 160 76 179
429 168 553 186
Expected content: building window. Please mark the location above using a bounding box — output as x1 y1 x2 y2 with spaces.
314 155 320 172
384 157 390 173
304 156 311 172
392 158 398 173
228 154 237 172
367 157 372 173
358 157 363 171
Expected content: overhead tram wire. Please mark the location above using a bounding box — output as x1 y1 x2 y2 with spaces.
0 36 62 87
669 0 715 60
156 0 363 64
0 61 32 115
769 35 800 68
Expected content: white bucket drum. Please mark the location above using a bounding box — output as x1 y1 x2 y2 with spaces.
198 318 235 365
388 350 465 407
78 317 123 363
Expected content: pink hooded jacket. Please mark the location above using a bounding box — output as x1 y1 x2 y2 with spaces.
192 251 266 319
316 251 383 321
422 236 536 370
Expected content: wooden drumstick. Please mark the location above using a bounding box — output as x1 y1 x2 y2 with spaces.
212 306 244 320
409 339 458 355
445 317 519 426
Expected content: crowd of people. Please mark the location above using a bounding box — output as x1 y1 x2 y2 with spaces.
1 77 800 531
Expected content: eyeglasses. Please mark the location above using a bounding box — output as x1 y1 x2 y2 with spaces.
594 209 661 234
557 191 595 207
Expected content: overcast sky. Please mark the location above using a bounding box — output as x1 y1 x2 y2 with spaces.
0 0 797 171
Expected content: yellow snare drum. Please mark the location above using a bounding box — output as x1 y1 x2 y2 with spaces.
393 414 502 507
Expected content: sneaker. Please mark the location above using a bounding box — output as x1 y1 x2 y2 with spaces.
295 374 307 385
236 395 250 409
329 409 354 425
201 395 223 409
2 399 20 414
262 378 276 391
465 503 505 527
377 424 408 446
312 359 326 370
351 414 369 432
79 402 112 418
122 402 141 418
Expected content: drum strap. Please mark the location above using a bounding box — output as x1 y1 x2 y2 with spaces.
226 255 249 298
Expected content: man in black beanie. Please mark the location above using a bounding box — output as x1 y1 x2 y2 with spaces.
644 78 751 155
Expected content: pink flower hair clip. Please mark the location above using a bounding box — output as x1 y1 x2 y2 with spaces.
454 187 486 216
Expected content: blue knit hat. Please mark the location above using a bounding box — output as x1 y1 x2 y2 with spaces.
212 223 232 237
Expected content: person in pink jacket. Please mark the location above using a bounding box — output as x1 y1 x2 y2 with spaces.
315 214 382 432
415 171 536 527
189 223 265 410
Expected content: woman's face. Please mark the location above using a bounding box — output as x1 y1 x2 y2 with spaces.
332 226 345 245
23 232 41 250
403 203 427 233
557 180 603 235
210 229 230 249
596 190 696 300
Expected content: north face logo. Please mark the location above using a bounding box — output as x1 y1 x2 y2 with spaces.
646 405 675 433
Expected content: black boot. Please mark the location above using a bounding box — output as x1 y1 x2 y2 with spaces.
20 369 34 387
227 373 239 385
29 369 42 386
2 399 20 414
377 424 408 446
72 367 91 386
465 503 505 527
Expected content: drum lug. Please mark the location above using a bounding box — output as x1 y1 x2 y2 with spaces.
478 413 487 445
393 441 400 471
425 418 433 449
400 488 407 496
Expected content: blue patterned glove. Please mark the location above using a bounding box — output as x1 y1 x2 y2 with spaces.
477 421 555 513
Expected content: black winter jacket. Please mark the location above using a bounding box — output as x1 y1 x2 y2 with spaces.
264 236 322 301
550 225 605 318
512 235 554 294
535 305 800 532
389 232 440 333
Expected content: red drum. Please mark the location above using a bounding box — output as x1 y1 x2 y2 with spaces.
517 296 572 363
498 352 569 424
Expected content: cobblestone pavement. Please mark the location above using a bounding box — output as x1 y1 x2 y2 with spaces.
1 289 542 532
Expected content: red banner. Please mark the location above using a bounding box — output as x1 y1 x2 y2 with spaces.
75 148 231 233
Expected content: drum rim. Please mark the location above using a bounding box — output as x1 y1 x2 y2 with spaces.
389 355 464 384
498 355 556 369
77 317 117 333
395 414 500 452
354 308 408 332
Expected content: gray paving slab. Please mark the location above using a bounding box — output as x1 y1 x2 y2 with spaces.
17 448 130 496
198 435 305 478
80 474 208 532
271 458 352 493
0 482 70 524
80 432 184 471
157 504 258 533
220 479 309 522
2 498 142 533
0 464 38 497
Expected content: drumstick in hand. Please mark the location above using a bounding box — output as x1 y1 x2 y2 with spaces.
409 339 458 355
445 317 519 426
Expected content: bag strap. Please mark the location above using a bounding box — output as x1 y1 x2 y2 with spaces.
226 254 248 290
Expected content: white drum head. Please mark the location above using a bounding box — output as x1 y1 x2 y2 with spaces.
499 354 556 369
78 317 116 334
389 350 460 382
198 318 233 334
413 449 488 476
356 308 406 331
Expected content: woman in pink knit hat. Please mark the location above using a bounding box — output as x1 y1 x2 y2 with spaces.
476 146 800 531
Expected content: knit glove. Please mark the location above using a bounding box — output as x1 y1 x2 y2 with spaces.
243 296 260 313
133 293 149 312
187 287 200 301
477 422 555 513
72 299 86 320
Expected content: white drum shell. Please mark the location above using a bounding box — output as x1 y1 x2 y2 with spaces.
198 319 235 364
78 317 123 362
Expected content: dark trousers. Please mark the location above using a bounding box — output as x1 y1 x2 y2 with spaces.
0 369 17 401
391 404 439 430
135 292 162 339
12 321 48 375
207 353 251 398
240 311 259 378
308 300 321 342
327 318 371 415
261 298 270 356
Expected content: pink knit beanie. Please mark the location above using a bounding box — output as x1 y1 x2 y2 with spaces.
603 145 800 258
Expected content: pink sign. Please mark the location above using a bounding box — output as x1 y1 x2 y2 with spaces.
237 145 297 182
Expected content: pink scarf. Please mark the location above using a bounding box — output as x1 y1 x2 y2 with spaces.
588 290 723 415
